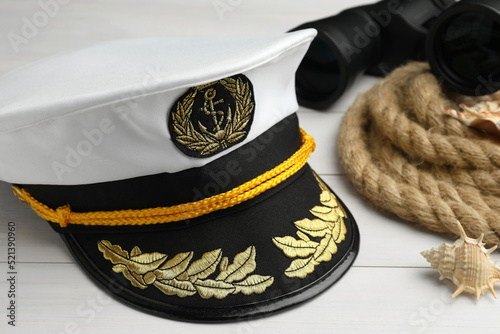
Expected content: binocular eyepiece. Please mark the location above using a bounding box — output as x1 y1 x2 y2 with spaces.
428 0 500 97
293 0 500 110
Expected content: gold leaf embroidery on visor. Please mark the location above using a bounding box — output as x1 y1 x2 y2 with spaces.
98 241 274 299
273 175 347 278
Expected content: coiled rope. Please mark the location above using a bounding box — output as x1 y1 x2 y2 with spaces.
338 62 500 246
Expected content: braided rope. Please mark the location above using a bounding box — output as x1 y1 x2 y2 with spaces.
13 129 315 228
338 62 500 246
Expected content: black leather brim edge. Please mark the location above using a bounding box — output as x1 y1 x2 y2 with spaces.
59 191 360 323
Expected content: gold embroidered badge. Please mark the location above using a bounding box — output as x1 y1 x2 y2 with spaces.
98 241 273 299
273 176 347 278
169 74 255 158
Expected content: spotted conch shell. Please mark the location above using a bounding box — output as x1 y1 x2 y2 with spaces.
421 222 500 300
445 98 500 136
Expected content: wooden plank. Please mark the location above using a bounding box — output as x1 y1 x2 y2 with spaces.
1 263 498 333
0 0 371 74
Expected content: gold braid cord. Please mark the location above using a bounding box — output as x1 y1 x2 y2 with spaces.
338 62 500 246
12 129 315 228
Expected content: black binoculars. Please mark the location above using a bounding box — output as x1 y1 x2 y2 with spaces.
292 0 500 110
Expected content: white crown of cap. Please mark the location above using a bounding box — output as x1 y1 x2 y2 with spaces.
0 29 316 185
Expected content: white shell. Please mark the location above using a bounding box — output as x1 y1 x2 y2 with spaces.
445 98 500 136
421 222 500 300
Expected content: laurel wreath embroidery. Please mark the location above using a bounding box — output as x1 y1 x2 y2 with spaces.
171 76 254 156
273 176 347 278
98 241 274 299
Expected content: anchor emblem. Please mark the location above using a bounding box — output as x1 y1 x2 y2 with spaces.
169 74 255 158
200 88 229 133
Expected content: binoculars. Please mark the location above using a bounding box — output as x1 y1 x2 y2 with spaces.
292 0 500 110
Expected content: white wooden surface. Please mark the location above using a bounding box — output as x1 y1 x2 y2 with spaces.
1 1 500 333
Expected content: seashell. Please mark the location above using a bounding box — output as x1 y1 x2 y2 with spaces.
421 222 500 300
445 98 500 136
